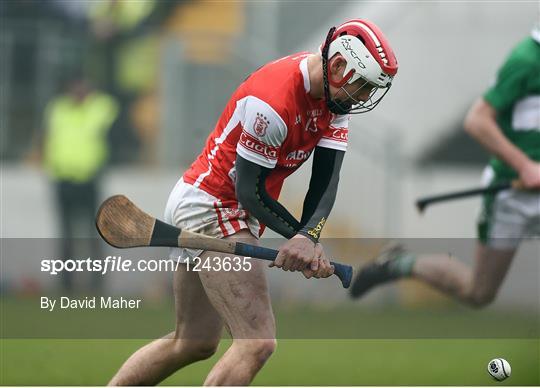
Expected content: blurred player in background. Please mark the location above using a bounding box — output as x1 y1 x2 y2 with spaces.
42 73 118 292
351 24 540 308
109 19 398 385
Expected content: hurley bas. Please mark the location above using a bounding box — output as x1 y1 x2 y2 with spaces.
40 296 142 311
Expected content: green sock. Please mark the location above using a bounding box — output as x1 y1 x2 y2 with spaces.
387 253 417 277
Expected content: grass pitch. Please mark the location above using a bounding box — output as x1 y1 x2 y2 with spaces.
1 295 538 385
1 338 539 385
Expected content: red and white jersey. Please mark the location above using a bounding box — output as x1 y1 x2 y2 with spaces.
183 52 349 207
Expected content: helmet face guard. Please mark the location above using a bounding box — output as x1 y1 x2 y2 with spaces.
326 72 392 115
321 20 398 115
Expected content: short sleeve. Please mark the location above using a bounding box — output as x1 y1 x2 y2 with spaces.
236 96 287 168
484 57 532 111
317 114 349 151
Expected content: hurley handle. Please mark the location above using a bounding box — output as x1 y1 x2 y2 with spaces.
235 243 353 288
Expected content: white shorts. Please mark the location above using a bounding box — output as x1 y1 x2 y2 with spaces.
478 167 540 250
164 178 260 262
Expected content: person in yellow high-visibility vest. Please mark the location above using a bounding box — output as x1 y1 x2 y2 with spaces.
43 74 118 292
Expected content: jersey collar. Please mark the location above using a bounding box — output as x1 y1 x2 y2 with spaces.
299 57 311 93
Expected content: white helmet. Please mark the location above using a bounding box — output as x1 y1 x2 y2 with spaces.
321 19 398 114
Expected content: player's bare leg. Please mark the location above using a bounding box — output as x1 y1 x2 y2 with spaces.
412 243 515 307
351 242 516 308
197 230 276 386
108 264 223 386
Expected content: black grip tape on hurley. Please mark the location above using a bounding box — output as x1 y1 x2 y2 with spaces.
150 219 182 247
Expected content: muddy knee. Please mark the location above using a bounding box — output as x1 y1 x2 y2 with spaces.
252 339 277 363
172 339 219 362
235 339 276 365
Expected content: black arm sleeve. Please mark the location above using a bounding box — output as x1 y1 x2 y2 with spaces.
297 146 344 242
235 155 301 239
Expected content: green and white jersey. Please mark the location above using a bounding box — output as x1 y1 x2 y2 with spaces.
483 35 540 180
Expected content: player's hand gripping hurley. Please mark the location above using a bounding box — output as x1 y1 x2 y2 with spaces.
96 195 353 288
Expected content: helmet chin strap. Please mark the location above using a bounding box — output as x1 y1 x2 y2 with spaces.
327 97 352 115
322 27 349 115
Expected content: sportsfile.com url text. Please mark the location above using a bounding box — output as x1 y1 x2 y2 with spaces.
40 256 252 275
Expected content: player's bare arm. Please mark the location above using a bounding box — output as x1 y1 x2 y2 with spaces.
464 98 540 189
352 30 539 311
